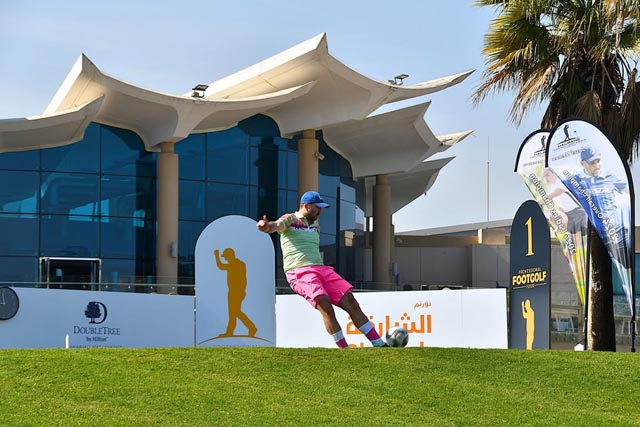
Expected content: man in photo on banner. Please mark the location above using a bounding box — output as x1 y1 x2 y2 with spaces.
539 167 587 240
257 191 388 348
574 146 632 267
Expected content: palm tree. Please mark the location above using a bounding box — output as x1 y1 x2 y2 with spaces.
473 0 640 350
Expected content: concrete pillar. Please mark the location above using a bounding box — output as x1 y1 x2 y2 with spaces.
373 174 392 289
298 129 319 198
156 141 178 294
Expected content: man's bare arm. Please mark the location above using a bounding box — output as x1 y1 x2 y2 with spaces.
257 215 284 233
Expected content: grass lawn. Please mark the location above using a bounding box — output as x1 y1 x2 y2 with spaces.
1 347 638 426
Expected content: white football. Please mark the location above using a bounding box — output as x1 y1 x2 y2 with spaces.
385 326 409 347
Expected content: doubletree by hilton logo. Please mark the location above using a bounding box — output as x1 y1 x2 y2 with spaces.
85 301 108 324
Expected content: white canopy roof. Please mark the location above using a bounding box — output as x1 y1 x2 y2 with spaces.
0 33 473 211
202 33 473 136
42 55 312 150
359 157 455 216
322 102 459 178
3 33 471 154
0 97 103 152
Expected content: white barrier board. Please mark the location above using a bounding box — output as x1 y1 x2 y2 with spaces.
275 289 507 349
0 287 194 349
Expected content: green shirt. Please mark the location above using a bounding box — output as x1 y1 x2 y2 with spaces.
277 212 323 272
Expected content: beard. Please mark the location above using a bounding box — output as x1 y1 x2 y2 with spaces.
304 209 321 223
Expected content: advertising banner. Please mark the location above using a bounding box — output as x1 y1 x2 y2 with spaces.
515 130 588 306
275 289 507 349
510 200 550 350
546 119 634 313
0 287 194 349
195 215 275 347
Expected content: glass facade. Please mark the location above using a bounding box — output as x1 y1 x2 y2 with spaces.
0 122 157 289
0 115 365 290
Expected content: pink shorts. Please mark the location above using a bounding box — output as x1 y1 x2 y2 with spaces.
285 265 353 308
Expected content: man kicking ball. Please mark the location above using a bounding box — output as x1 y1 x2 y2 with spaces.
257 190 387 348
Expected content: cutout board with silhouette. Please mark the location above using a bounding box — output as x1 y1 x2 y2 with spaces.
195 215 275 347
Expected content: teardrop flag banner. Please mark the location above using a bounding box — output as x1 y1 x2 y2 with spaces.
546 119 635 317
515 130 589 307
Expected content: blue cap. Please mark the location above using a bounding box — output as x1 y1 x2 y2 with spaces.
300 191 329 208
581 146 601 163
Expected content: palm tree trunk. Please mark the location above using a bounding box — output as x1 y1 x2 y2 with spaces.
587 225 616 351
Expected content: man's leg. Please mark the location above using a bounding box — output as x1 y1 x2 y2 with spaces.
315 295 349 348
223 293 239 336
338 292 386 347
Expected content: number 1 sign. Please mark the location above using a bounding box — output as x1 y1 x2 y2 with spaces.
509 200 551 350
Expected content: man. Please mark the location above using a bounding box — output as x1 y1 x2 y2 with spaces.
214 247 257 338
574 146 631 267
540 168 587 238
257 190 387 348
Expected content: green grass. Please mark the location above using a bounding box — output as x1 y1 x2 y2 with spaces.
0 347 638 426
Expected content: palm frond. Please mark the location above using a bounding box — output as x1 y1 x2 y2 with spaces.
574 90 604 124
619 68 640 159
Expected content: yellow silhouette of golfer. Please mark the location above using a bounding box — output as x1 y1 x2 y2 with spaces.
521 299 535 350
214 248 257 337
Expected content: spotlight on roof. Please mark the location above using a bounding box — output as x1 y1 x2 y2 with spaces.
391 74 409 86
191 84 209 98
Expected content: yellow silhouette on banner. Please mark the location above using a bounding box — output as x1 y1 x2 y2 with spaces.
521 299 535 350
214 248 257 338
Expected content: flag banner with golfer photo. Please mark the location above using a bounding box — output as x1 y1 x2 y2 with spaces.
546 119 634 313
514 129 588 306
510 200 551 350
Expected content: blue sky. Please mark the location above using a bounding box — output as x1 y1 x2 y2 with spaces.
2 0 637 231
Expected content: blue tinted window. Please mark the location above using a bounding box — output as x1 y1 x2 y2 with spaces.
274 189 299 215
240 114 281 138
319 233 337 266
340 182 356 203
40 172 100 215
339 200 357 231
207 127 249 184
40 215 99 257
41 123 99 173
287 151 297 190
318 195 336 236
101 217 155 259
178 220 205 290
251 187 280 221
102 258 137 284
319 174 339 199
250 145 280 189
101 125 155 177
0 171 39 213
101 258 154 292
100 175 155 219
0 149 39 171
178 220 205 262
206 182 249 221
176 134 205 180
179 180 205 221
0 257 38 284
0 213 38 256
318 138 340 176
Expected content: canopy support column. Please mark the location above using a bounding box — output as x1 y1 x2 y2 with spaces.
373 174 392 289
156 141 178 294
298 129 319 198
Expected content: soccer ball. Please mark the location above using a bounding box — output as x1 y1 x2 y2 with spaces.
385 326 409 347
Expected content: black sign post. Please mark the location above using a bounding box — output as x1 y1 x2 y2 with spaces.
510 200 551 350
